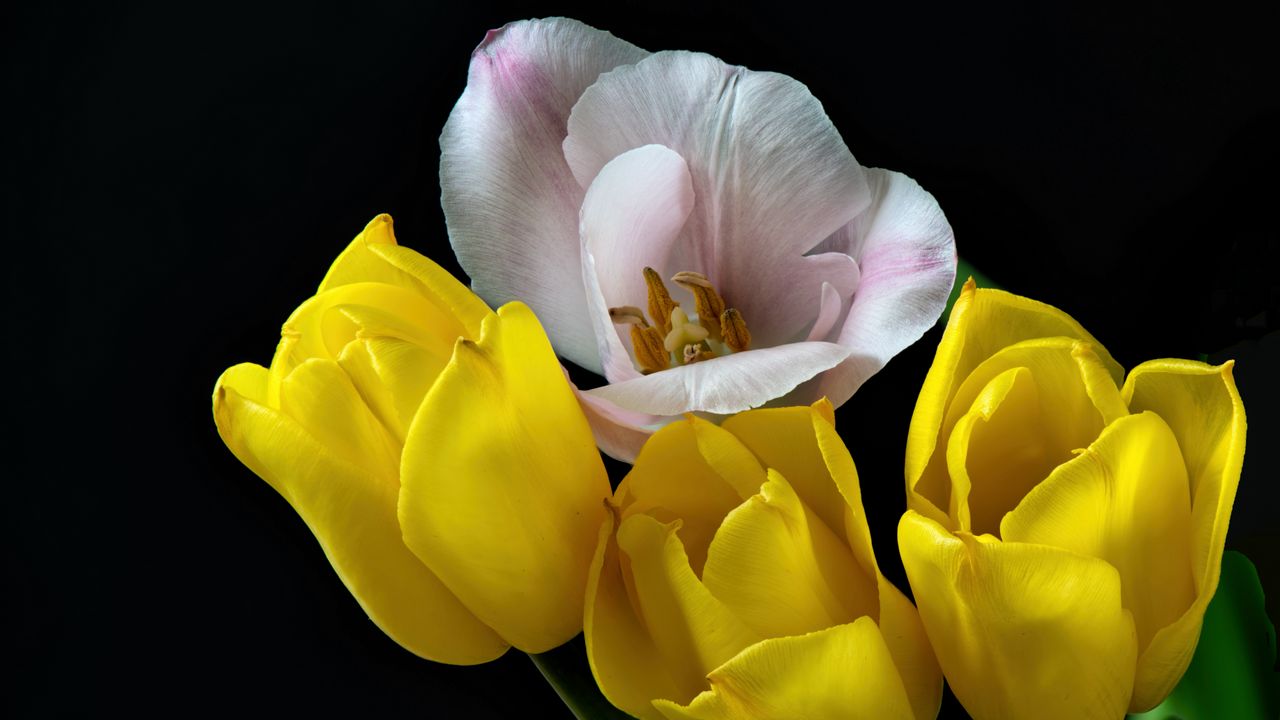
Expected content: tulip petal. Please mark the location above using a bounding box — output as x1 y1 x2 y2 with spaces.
905 283 1120 526
337 337 445 444
1002 412 1196 658
398 302 610 653
701 470 877 639
276 358 400 479
616 513 762 707
1120 360 1246 711
213 364 508 664
318 214 492 338
441 18 648 372
814 169 957 406
583 341 850 416
571 378 661 463
899 511 1138 720
652 618 915 720
580 144 695 383
618 418 764 575
805 281 842 342
586 513 682 720
564 50 870 347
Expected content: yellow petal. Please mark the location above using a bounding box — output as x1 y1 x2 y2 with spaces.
906 282 1121 525
212 364 507 664
616 513 761 706
899 511 1138 720
276 357 400 479
618 418 764 575
398 302 610 653
586 512 682 720
701 470 877 639
652 618 915 720
721 405 849 547
1120 359 1246 711
335 337 444 444
317 214 493 337
1002 412 1195 657
941 339 1124 534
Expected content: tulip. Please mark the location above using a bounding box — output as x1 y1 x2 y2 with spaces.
441 17 957 461
212 215 610 662
898 280 1246 718
586 400 941 719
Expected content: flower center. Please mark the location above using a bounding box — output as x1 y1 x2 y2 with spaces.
608 268 751 374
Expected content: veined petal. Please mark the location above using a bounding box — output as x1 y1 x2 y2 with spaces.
618 417 764 575
701 470 877 639
586 512 681 720
441 18 648 372
652 618 915 720
583 341 850 416
1002 412 1196 663
815 169 957 407
615 513 761 707
212 364 508 664
898 511 1138 720
905 283 1120 525
398 302 610 653
337 336 445 445
318 214 493 338
564 50 870 347
580 144 695 383
1120 359 1246 711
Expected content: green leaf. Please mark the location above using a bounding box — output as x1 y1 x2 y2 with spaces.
1130 551 1278 719
529 634 635 719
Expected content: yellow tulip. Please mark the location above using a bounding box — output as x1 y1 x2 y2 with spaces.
899 280 1246 719
586 401 941 720
212 215 610 663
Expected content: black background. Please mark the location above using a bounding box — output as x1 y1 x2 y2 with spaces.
7 2 1278 717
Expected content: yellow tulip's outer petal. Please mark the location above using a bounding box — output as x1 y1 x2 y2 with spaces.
899 511 1138 720
652 618 915 720
617 513 762 707
585 513 680 720
398 302 610 654
618 418 764 575
316 215 492 337
212 364 508 664
905 281 1120 525
721 405 849 543
1120 360 1246 711
1001 412 1195 656
701 470 877 639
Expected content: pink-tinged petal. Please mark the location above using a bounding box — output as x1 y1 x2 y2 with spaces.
564 51 870 347
569 372 664 463
441 18 648 373
580 144 695 383
815 169 956 406
583 342 851 416
807 281 843 342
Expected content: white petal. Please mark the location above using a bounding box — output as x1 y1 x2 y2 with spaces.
570 376 665 463
580 144 695 383
806 281 843 342
583 342 851 416
441 18 648 373
815 169 956 406
564 51 870 347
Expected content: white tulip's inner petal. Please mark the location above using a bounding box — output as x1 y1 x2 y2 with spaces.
806 282 843 342
739 251 860 347
564 50 870 346
580 145 695 383
814 168 957 407
440 18 648 373
583 341 851 415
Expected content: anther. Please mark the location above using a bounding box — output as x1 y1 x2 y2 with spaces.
643 267 678 337
672 271 727 340
631 325 670 373
609 305 649 326
720 308 751 352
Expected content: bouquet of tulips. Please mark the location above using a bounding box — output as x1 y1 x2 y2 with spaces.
213 18 1272 720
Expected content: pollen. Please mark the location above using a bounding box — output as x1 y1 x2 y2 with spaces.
608 268 751 373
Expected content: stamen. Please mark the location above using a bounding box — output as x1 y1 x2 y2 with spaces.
720 308 751 352
682 344 716 364
643 267 678 337
608 305 649 326
672 271 726 340
631 325 670 373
